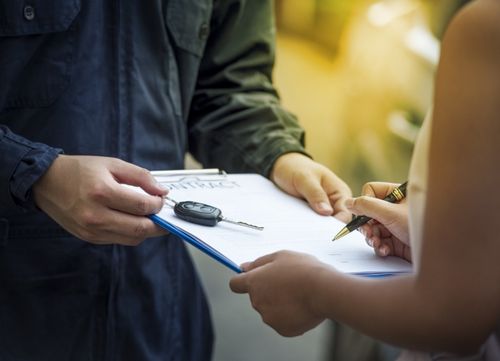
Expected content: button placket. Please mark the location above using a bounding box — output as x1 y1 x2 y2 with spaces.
23 5 36 21
198 22 209 40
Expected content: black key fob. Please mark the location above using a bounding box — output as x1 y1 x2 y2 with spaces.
173 201 222 226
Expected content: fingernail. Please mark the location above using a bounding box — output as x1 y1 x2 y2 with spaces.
317 202 333 213
345 198 354 209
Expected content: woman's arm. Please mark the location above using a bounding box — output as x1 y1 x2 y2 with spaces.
414 0 500 350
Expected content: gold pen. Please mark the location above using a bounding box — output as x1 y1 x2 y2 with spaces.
332 182 408 241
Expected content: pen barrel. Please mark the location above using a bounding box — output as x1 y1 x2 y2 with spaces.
337 182 407 239
346 215 372 232
384 182 407 203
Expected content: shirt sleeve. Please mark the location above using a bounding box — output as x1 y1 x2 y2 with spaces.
188 0 310 177
0 125 62 211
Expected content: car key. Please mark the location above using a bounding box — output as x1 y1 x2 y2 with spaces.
165 197 264 231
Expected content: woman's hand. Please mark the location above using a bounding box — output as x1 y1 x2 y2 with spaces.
346 182 411 262
230 250 328 337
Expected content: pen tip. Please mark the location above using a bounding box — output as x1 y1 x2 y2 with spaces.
332 227 350 242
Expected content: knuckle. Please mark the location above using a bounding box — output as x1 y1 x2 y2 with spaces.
133 220 149 238
114 158 129 168
356 196 371 207
248 291 260 309
350 197 361 209
138 167 151 179
136 198 150 214
361 183 373 196
132 166 151 182
293 172 312 188
311 189 326 201
88 183 110 202
250 298 260 312
79 209 103 228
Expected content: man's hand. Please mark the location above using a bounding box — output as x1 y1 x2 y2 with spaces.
270 153 352 223
33 155 168 245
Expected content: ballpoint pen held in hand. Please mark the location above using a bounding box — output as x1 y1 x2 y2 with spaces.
332 181 408 241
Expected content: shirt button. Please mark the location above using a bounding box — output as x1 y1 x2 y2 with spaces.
198 23 209 40
23 5 35 21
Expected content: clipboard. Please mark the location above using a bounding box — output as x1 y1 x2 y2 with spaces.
146 169 413 277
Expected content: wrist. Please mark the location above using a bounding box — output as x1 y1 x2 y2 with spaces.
32 154 67 207
270 152 310 184
10 146 63 210
305 263 337 319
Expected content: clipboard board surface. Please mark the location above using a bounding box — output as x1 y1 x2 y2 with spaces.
147 170 412 277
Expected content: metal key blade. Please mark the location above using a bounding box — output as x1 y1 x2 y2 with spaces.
164 196 178 206
220 216 264 231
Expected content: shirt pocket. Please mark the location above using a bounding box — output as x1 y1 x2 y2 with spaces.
0 0 81 109
166 0 212 57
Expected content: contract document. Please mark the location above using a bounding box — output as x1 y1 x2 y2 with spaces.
147 170 412 276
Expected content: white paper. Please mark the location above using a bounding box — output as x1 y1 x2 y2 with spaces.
147 172 412 276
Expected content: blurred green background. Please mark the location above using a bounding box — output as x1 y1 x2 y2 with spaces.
273 0 468 194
